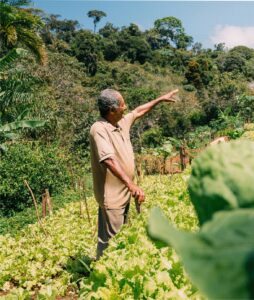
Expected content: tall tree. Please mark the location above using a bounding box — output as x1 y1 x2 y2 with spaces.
154 16 193 49
87 10 106 33
71 30 100 75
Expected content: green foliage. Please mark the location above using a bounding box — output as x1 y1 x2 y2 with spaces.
185 56 214 89
216 127 244 139
209 108 244 137
154 16 193 49
148 207 254 300
99 22 118 38
0 2 46 64
185 126 211 149
0 116 46 151
72 112 97 158
0 68 40 123
71 30 101 75
229 45 254 60
141 127 164 148
0 48 27 71
18 51 92 146
182 84 196 92
216 51 246 73
0 142 70 215
0 119 45 133
188 140 254 225
237 94 254 122
167 48 192 72
0 47 47 150
0 0 31 7
117 30 152 64
0 50 47 146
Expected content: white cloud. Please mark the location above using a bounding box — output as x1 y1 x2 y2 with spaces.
210 25 254 49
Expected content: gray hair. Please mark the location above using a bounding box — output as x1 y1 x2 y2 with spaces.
97 89 120 117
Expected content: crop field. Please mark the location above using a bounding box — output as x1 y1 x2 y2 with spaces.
0 171 202 299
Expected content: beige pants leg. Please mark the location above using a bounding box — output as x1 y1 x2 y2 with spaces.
96 203 130 260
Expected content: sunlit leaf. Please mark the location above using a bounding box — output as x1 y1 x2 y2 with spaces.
148 207 254 300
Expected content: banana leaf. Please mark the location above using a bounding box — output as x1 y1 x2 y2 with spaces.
0 119 46 132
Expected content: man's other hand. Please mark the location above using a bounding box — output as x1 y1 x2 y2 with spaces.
157 89 179 102
127 182 145 204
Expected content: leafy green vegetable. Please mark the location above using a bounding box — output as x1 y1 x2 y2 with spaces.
188 140 254 224
0 172 199 298
148 207 254 300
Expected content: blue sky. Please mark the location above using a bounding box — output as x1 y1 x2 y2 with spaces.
32 1 254 49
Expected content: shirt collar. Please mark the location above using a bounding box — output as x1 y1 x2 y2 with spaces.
99 117 122 132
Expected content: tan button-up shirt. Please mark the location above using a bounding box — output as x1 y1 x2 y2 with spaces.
90 111 138 209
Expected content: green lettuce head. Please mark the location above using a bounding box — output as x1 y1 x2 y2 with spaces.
189 140 254 225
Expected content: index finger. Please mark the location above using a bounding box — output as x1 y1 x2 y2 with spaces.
171 89 179 95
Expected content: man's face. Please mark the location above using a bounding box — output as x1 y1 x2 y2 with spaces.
113 94 127 122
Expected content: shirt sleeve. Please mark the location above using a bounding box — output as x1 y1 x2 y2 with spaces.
120 111 139 132
90 128 115 163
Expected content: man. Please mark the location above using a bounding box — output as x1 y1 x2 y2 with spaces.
90 88 178 259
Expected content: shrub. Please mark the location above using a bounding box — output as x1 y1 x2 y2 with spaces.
141 127 164 148
216 127 244 139
183 84 196 92
0 142 71 216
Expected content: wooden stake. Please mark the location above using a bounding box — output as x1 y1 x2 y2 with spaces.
92 220 98 238
179 144 186 171
45 189 53 215
79 180 83 218
82 180 91 227
24 180 48 236
42 193 47 217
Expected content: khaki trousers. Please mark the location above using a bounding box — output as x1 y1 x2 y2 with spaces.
96 203 130 260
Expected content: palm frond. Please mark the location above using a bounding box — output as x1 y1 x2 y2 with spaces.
0 2 47 64
0 48 27 71
0 0 31 7
16 28 47 64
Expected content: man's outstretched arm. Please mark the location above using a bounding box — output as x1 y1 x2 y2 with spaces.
103 157 145 203
133 89 179 119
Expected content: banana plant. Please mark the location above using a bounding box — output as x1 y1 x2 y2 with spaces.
0 46 46 152
0 109 46 152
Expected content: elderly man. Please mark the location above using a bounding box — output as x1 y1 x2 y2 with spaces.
90 88 178 259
